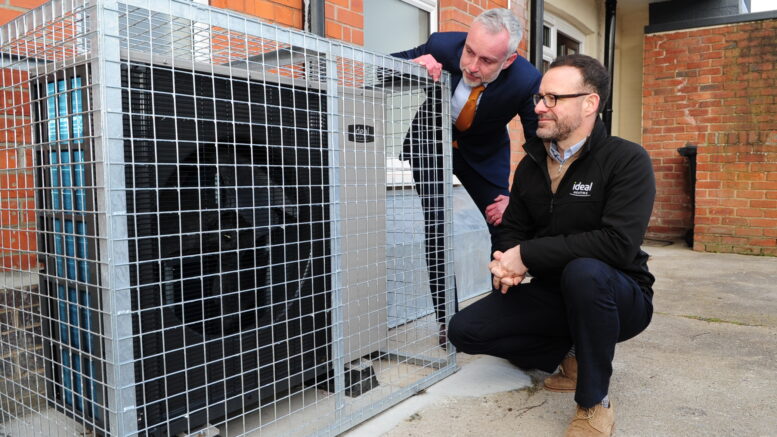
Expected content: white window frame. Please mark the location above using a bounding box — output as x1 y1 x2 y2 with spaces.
542 12 586 66
399 0 438 33
379 0 438 187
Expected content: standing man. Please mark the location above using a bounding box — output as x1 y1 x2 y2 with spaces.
392 9 541 346
448 54 655 437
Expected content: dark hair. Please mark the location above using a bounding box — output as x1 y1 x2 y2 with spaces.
549 54 610 113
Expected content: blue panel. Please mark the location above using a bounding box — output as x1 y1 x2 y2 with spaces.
57 80 69 141
57 282 73 406
45 76 96 416
70 77 83 141
61 151 73 212
46 82 57 143
64 220 76 280
53 219 64 276
69 285 84 412
76 221 88 283
73 150 86 212
49 151 60 210
72 79 86 214
47 82 60 210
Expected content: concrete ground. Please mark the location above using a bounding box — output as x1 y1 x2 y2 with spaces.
344 241 777 437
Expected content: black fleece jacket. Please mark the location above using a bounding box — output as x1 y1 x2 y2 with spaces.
497 118 656 295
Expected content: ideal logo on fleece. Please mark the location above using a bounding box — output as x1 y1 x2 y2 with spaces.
571 181 594 197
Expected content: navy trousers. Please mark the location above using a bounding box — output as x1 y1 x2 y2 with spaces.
448 257 653 407
411 148 508 323
451 150 509 254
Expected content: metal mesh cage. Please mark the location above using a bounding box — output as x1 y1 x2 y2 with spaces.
0 0 454 436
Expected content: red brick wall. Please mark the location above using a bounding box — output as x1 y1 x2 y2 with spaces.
439 0 507 32
0 0 46 415
211 0 304 28
1 0 45 271
212 0 364 45
325 0 364 45
643 19 777 255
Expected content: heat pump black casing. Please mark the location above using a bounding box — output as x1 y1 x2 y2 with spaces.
35 61 333 436
122 63 332 435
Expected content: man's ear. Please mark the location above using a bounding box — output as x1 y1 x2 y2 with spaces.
501 52 518 70
584 93 601 116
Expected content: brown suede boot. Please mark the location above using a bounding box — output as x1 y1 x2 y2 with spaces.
565 401 615 437
544 356 577 392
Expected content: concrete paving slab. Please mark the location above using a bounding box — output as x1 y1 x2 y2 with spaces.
341 242 777 437
344 355 533 436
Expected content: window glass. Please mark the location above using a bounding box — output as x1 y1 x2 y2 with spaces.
364 0 431 54
542 13 584 72
557 31 579 57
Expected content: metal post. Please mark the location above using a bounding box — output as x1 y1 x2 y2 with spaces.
603 0 617 134
310 0 326 37
530 0 545 71
92 0 139 434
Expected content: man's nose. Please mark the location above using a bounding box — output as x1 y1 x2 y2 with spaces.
467 58 479 73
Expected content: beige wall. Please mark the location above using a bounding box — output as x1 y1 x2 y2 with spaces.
545 0 603 58
613 3 649 144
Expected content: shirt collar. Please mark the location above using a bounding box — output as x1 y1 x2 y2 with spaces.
549 137 587 165
457 79 489 91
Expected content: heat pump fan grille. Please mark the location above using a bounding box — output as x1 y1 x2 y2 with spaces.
120 63 331 435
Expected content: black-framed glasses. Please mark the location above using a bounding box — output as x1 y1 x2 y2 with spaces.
532 92 591 108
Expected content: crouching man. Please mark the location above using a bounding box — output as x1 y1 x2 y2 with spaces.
448 54 656 437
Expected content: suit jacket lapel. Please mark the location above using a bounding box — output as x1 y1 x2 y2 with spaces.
451 75 462 93
450 43 464 94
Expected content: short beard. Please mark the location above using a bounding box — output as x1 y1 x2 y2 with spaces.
536 116 581 143
460 70 482 87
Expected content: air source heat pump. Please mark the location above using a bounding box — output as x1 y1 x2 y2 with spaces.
34 50 387 436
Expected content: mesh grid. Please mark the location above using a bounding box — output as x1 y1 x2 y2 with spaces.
0 1 453 435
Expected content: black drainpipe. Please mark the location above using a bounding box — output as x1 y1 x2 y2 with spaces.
529 0 544 71
602 0 617 134
307 0 325 37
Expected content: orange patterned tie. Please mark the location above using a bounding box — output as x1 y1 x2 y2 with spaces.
454 84 486 132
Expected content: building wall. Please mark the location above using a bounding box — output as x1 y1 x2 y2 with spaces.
1 0 45 273
0 0 48 416
212 0 305 29
643 18 777 255
613 2 648 145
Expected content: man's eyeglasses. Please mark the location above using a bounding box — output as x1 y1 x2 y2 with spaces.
532 92 591 108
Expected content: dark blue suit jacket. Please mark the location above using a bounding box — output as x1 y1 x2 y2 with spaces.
393 32 541 190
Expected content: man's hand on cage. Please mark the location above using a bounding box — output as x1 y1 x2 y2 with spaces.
413 54 443 81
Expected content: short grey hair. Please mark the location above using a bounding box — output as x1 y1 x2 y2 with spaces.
473 8 523 57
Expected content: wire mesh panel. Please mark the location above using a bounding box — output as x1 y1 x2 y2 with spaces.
0 0 454 435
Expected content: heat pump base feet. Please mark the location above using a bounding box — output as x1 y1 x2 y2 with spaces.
344 358 380 397
318 357 380 397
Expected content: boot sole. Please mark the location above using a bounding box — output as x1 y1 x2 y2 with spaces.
543 384 576 393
